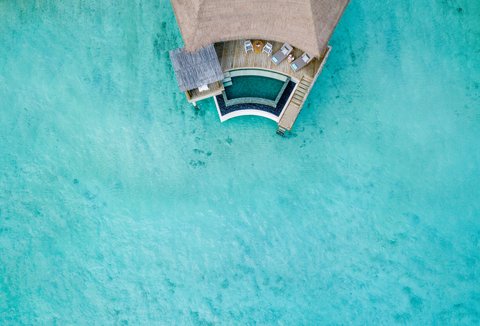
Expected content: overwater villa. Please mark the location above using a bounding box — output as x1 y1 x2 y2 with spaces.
169 0 349 135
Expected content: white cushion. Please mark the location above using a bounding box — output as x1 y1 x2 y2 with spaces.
198 84 209 92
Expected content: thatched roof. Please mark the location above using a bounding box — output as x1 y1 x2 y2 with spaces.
169 45 224 92
170 0 350 57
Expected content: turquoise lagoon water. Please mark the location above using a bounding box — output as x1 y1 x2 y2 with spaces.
225 76 285 101
1 0 480 324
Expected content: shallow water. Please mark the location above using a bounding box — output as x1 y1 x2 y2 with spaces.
1 0 479 324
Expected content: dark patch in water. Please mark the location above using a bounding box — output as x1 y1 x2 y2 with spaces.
403 287 423 310
189 311 211 325
394 313 411 323
73 178 79 184
270 276 287 296
403 212 420 225
194 108 206 117
153 32 168 58
165 278 176 294
221 279 229 289
193 149 212 157
189 160 206 168
83 191 96 200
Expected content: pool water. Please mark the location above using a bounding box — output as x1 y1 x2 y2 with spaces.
225 76 285 101
1 0 479 324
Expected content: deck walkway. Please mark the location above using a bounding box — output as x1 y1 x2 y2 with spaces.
277 75 313 134
215 41 321 81
277 46 331 134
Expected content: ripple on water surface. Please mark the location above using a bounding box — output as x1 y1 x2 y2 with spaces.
0 0 479 324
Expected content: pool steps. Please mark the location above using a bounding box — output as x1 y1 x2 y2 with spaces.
223 72 232 86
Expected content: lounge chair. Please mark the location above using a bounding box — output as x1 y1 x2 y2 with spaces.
271 43 293 65
262 42 273 56
290 53 313 72
244 40 253 53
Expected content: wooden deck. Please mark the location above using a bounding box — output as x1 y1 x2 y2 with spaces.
277 75 313 133
277 46 332 134
215 41 323 81
214 40 330 134
186 81 224 104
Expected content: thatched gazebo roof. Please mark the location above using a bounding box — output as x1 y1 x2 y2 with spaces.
169 45 224 92
170 0 350 58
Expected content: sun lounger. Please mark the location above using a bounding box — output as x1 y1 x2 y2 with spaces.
271 43 293 65
244 40 253 53
290 53 313 72
262 42 273 56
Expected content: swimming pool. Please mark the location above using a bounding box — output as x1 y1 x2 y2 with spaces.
216 69 295 122
225 76 284 101
222 69 291 108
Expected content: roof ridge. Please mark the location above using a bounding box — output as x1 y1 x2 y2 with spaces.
306 0 322 56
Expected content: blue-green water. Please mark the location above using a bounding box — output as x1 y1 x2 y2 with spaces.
1 0 479 324
225 76 284 101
